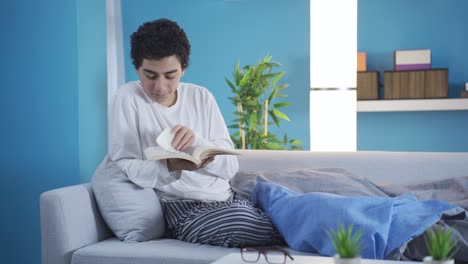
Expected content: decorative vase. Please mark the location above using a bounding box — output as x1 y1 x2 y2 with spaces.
333 255 361 264
423 256 454 264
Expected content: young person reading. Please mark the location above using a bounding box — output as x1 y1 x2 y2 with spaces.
93 18 282 247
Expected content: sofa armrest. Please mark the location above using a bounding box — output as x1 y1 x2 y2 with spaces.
40 183 112 264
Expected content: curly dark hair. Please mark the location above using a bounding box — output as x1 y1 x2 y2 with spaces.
130 18 191 70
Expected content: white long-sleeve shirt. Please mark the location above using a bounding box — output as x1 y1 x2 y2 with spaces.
105 81 239 201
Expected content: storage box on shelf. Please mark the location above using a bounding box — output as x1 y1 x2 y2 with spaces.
394 49 431 71
357 52 367 72
357 71 379 100
384 69 448 100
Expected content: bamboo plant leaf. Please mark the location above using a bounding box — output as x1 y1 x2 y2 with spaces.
239 67 252 87
262 72 282 80
273 102 290 108
232 111 245 117
225 77 237 93
265 142 283 150
273 109 290 121
268 110 280 127
267 87 278 104
289 139 302 145
263 55 272 63
249 113 257 132
291 145 304 150
234 61 242 85
274 93 288 98
269 61 282 68
272 83 289 91
271 71 285 86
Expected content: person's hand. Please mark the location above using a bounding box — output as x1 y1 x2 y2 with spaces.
167 157 215 172
171 125 195 151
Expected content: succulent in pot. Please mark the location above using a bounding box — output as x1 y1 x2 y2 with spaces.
328 224 363 264
423 226 459 264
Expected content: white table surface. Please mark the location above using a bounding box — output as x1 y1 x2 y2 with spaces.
211 253 421 264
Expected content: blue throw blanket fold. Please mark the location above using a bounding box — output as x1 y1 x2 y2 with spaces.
251 182 458 259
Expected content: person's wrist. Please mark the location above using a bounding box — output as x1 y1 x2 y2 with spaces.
166 159 176 172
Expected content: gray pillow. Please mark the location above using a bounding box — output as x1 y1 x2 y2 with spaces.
230 167 388 200
92 155 165 242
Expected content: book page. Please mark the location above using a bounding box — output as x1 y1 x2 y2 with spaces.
156 128 179 153
144 146 198 164
191 144 239 160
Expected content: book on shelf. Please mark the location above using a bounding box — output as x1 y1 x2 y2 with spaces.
144 128 239 165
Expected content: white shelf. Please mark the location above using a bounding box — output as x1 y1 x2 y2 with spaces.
357 98 468 112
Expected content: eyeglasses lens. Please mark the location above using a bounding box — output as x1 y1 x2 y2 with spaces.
241 248 260 262
265 250 286 264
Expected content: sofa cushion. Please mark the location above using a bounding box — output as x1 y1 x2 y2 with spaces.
92 155 165 242
71 237 238 264
71 237 315 264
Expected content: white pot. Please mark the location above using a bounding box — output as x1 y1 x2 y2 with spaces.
423 256 454 264
333 255 361 264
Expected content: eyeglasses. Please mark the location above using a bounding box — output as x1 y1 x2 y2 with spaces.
240 246 294 264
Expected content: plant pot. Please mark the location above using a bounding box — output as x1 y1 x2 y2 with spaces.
423 256 454 264
333 255 361 264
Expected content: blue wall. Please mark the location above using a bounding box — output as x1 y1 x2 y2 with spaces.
0 0 80 263
1 0 467 263
77 0 107 182
358 0 468 152
121 0 311 149
121 0 468 152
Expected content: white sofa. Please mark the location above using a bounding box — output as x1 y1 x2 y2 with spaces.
40 150 468 264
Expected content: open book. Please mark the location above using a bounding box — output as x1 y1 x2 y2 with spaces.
144 128 239 165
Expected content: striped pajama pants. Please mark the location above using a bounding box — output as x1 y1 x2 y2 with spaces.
160 198 284 247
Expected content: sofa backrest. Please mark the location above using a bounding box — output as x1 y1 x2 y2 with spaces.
237 150 468 185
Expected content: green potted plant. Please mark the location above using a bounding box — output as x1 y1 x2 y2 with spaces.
225 55 302 150
328 224 363 264
423 226 459 264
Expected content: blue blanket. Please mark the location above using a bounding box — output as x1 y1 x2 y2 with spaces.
251 182 457 259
